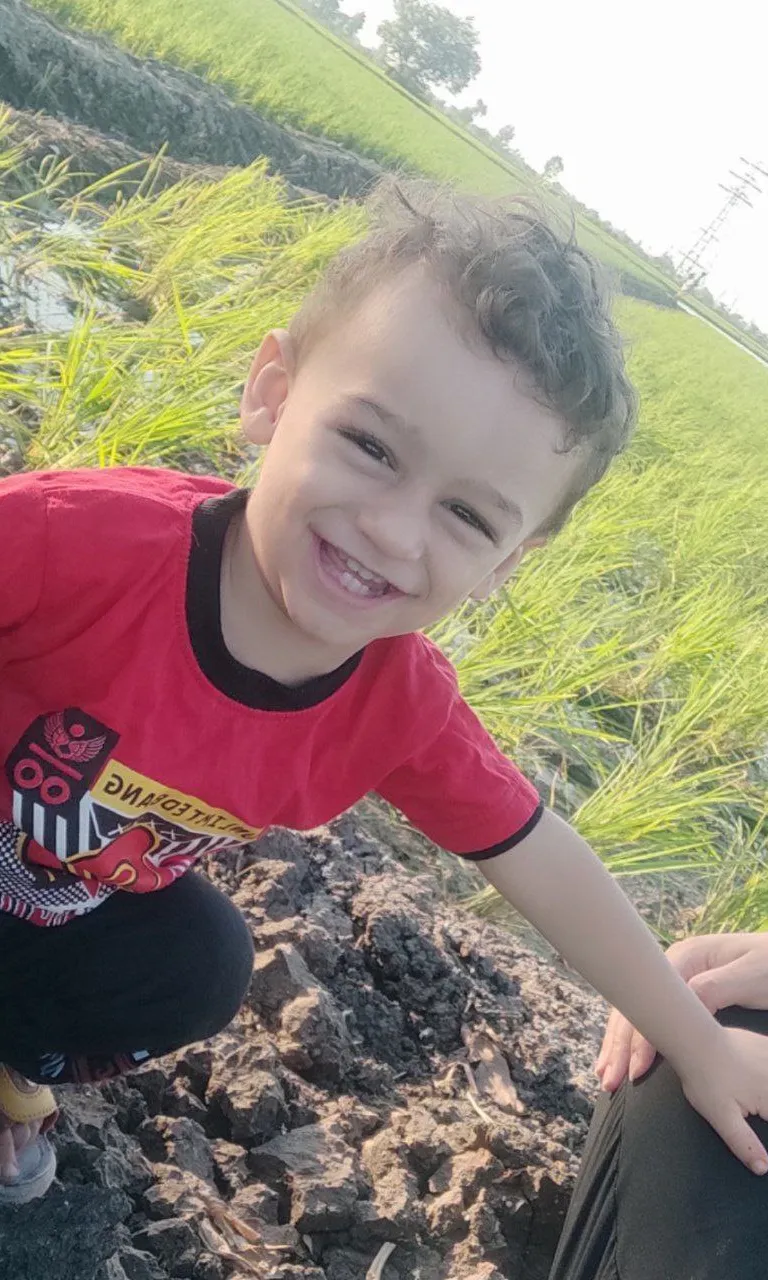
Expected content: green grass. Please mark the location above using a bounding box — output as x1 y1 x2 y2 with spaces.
32 0 538 191
3 117 768 934
677 297 768 364
28 0 690 296
30 0 768 359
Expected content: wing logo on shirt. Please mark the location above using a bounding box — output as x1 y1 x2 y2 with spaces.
2 708 262 924
43 712 107 765
8 708 118 812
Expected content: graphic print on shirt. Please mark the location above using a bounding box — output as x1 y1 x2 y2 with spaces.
1 708 261 926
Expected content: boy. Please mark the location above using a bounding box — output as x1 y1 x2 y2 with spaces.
1 181 767 1203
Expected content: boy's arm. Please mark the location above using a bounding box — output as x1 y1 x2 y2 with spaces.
375 642 768 1173
480 807 768 1174
480 808 717 1063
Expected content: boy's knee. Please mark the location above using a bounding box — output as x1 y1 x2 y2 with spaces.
157 873 255 1034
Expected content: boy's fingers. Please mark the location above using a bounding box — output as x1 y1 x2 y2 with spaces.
628 1030 657 1082
711 1105 768 1176
599 1014 635 1091
596 1009 621 1074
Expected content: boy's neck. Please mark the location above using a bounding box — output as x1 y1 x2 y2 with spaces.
219 506 362 688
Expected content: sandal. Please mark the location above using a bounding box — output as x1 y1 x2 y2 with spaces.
0 1064 58 1204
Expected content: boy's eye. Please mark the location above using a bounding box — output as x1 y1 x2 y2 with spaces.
447 502 496 541
339 428 393 467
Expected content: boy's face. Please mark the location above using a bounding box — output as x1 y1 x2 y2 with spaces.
240 269 583 659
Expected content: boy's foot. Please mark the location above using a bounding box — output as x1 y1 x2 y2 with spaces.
0 1065 58 1203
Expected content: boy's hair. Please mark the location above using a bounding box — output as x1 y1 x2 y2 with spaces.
290 178 639 535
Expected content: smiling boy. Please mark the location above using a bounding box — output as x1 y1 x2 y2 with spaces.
2 181 768 1202
233 264 574 677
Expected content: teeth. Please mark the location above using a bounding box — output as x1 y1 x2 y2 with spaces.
320 539 393 597
339 572 375 595
343 553 385 584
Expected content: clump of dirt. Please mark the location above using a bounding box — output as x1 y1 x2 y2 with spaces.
0 816 605 1280
0 0 382 198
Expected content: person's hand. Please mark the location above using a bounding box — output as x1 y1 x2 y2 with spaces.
678 1025 768 1175
596 932 768 1093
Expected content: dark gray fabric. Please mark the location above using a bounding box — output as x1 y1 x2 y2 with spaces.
0 870 254 1084
550 1007 768 1279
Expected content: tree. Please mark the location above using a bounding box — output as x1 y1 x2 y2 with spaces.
542 155 564 182
302 0 364 41
450 98 487 126
496 124 516 146
377 0 481 98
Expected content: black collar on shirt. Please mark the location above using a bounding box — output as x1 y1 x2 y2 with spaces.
186 489 364 711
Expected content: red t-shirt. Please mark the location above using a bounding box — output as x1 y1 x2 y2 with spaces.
0 468 542 927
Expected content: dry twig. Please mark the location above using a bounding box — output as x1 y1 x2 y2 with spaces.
202 1195 292 1251
366 1241 397 1279
465 1090 495 1127
197 1217 262 1275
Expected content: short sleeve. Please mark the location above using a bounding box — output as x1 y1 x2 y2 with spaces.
0 473 47 641
376 653 543 859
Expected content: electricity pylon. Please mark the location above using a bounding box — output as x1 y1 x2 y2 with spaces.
677 158 768 289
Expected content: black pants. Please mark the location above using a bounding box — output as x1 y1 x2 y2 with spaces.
550 1006 768 1280
0 872 254 1084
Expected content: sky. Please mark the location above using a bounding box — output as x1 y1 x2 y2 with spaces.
354 0 768 332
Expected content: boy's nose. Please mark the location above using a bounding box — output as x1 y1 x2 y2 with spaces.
356 504 426 564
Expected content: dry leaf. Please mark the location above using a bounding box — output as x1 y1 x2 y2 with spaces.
461 1024 526 1115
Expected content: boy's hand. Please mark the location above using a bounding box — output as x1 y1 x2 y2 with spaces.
477 818 768 1172
677 1026 768 1175
597 933 768 1091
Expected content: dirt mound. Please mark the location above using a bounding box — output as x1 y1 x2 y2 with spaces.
0 817 604 1280
0 0 382 198
1 105 237 199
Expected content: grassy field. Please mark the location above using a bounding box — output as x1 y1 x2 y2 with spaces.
3 114 768 935
32 0 538 189
29 0 696 297
30 0 768 363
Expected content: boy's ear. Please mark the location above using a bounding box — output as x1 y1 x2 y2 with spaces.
240 329 295 445
469 535 548 602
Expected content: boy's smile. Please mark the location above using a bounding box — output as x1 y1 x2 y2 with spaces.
227 268 584 684
313 533 407 604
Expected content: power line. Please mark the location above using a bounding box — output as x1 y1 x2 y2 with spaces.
677 158 768 288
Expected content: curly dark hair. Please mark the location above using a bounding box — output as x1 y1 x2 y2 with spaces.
290 178 639 534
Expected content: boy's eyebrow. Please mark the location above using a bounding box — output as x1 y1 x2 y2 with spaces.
467 481 523 522
348 395 523 522
348 395 413 436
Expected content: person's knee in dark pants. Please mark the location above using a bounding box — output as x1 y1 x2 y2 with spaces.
0 871 255 1084
550 1006 768 1280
